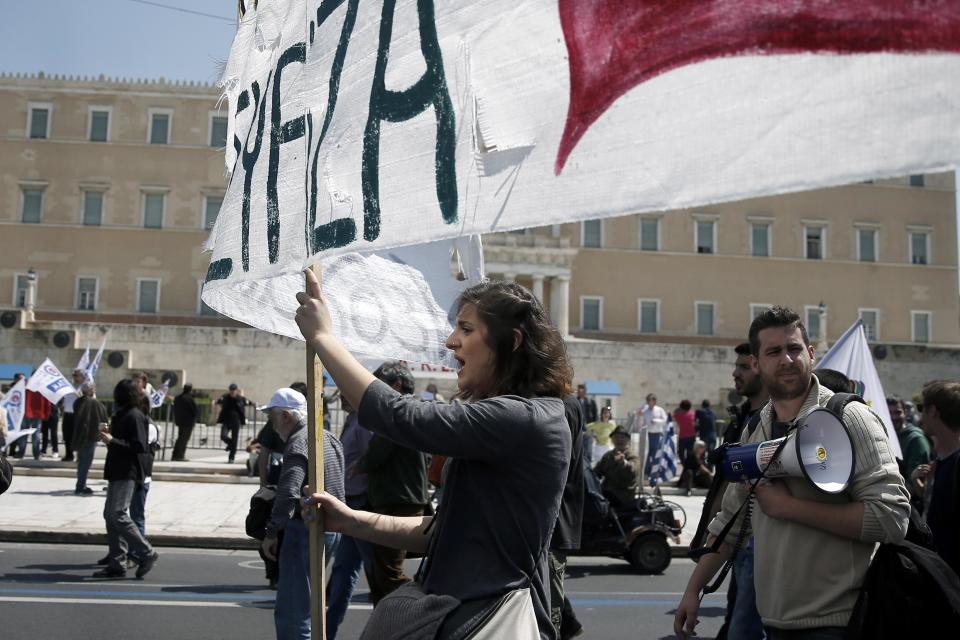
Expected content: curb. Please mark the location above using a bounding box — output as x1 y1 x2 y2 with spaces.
11 467 260 484
0 529 258 550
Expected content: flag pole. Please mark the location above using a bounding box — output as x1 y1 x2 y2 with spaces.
305 262 327 640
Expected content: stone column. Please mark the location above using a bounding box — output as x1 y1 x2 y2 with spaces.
549 275 570 336
531 274 545 303
24 268 37 323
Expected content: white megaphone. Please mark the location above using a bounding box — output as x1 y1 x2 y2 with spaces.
719 408 855 494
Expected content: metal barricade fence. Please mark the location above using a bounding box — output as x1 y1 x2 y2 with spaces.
155 397 348 461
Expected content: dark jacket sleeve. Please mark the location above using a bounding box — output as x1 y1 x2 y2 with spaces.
357 380 540 462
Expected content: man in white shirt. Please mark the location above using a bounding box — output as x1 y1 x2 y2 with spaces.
639 393 668 478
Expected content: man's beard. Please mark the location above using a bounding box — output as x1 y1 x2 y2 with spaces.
762 366 810 401
737 376 763 398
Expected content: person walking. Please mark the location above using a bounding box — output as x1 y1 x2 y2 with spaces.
216 383 247 463
94 379 158 578
171 383 199 462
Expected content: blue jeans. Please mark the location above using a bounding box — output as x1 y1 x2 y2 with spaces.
25 418 42 459
326 497 374 639
275 518 340 640
730 542 765 640
131 481 150 536
644 432 663 477
75 442 97 491
103 479 152 568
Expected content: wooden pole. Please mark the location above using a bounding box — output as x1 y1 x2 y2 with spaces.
305 262 326 640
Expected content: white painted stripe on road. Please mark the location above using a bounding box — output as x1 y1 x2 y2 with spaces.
0 595 374 610
0 596 242 607
568 591 727 596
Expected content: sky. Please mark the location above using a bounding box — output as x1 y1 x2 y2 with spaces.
0 0 236 83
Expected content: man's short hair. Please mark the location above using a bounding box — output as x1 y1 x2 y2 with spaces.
646 393 656 402
374 361 415 395
734 342 752 356
182 383 193 394
815 369 852 394
886 394 903 408
133 371 149 382
577 383 586 390
289 382 308 397
701 399 711 408
921 380 960 430
748 306 809 356
80 381 96 394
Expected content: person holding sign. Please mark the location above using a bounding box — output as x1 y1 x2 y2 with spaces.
299 270 572 640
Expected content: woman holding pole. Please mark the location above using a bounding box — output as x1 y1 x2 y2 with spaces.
297 269 572 640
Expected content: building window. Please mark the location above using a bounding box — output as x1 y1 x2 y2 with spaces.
750 223 770 257
909 174 925 187
750 304 772 320
76 277 98 311
857 228 878 262
580 297 602 331
143 193 165 229
209 114 228 148
695 220 716 254
28 104 50 139
13 274 32 308
148 110 171 144
696 302 715 336
639 217 660 251
581 220 602 248
89 108 110 142
137 279 161 313
805 305 823 341
859 309 879 341
83 190 104 226
911 311 931 344
638 299 659 333
204 195 223 230
909 231 930 265
805 226 825 260
21 188 43 224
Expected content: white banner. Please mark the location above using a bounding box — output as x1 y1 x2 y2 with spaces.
203 1 960 352
25 359 76 406
76 346 90 374
816 320 901 460
1 379 26 433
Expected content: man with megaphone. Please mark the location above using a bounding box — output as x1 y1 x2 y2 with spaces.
674 307 910 640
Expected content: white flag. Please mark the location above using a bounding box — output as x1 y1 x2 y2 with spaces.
202 0 960 353
816 320 902 460
149 382 170 409
26 359 76 406
76 345 90 374
1 378 26 433
86 336 107 382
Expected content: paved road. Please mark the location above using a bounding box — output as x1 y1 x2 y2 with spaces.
0 543 726 639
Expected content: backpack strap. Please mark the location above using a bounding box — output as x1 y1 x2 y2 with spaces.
825 392 865 420
746 410 763 438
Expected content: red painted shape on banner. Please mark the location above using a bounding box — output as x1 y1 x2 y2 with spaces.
556 0 960 174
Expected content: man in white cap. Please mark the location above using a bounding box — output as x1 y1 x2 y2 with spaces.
258 387 345 640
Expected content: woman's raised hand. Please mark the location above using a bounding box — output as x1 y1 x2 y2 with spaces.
295 267 333 344
301 488 354 533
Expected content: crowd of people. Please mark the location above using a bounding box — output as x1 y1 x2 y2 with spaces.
2 282 958 640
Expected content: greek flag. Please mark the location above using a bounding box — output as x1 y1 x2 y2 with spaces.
649 425 677 486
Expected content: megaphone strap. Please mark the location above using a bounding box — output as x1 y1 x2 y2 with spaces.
699 433 794 597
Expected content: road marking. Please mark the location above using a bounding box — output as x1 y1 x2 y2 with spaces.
568 591 727 597
0 596 244 607
238 559 264 570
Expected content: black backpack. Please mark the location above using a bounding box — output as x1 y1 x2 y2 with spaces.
845 513 960 637
0 453 12 496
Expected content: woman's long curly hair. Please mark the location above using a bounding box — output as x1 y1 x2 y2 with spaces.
455 280 573 401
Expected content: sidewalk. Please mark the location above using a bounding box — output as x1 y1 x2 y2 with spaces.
1 449 709 557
